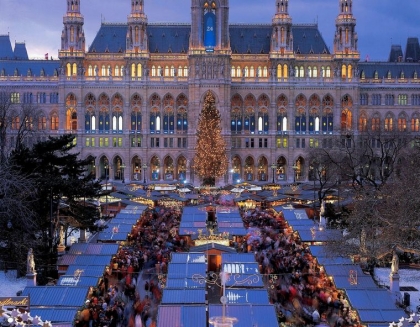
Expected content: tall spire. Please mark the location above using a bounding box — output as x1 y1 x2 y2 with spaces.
59 0 85 58
333 0 359 59
126 0 148 54
270 0 293 56
67 0 81 14
339 0 352 14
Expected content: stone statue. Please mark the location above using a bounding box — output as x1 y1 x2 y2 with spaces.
27 248 35 274
391 249 399 274
59 225 65 246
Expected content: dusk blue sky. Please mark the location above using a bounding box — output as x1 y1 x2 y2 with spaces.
1 0 419 61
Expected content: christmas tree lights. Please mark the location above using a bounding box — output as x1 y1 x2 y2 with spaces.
193 91 228 185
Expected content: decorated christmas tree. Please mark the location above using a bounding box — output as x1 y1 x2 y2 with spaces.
193 91 228 185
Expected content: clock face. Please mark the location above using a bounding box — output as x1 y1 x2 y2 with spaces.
204 11 216 48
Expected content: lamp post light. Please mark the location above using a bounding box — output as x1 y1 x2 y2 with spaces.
142 163 147 184
104 162 109 218
271 163 276 184
120 163 126 183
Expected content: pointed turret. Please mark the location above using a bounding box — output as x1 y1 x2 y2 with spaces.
126 0 148 55
190 0 230 53
333 0 359 59
270 0 293 57
59 0 85 58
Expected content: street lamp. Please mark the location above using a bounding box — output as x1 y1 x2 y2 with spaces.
142 163 147 184
271 163 276 183
120 163 126 183
104 162 109 217
310 165 316 217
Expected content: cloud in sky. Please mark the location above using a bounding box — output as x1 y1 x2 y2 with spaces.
0 0 419 61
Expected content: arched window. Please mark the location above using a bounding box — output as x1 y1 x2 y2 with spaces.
295 94 307 133
308 94 320 133
411 113 420 132
277 95 288 133
51 114 59 130
152 66 156 77
101 65 106 77
114 65 119 77
398 113 407 132
66 94 77 130
131 94 142 133
322 95 334 134
131 64 136 77
384 113 394 131
137 64 142 77
178 66 183 77
358 113 367 132
231 66 236 77
176 94 188 133
231 94 243 134
150 94 161 133
112 94 123 133
341 95 353 131
313 66 318 78
85 110 96 133
371 113 380 131
98 94 110 133
237 67 241 77
299 66 304 78
250 66 255 78
257 95 269 134
183 66 188 77
326 66 331 78
88 65 93 76
165 66 170 77
244 95 256 134
263 66 268 77
163 94 175 133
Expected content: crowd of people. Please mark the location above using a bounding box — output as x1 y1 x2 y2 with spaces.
76 205 190 327
76 192 362 327
241 207 361 327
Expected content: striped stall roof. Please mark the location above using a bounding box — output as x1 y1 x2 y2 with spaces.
96 231 129 242
21 286 88 307
170 252 206 264
161 289 206 304
209 304 278 327
67 243 119 255
58 275 100 287
221 253 257 264
58 254 113 266
157 305 206 327
65 265 106 277
165 278 206 289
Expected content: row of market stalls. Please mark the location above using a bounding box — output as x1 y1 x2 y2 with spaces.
273 206 407 327
19 205 147 326
157 252 278 327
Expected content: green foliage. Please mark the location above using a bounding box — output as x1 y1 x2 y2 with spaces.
6 134 102 279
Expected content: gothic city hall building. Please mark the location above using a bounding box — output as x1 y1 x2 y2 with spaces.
1 0 420 185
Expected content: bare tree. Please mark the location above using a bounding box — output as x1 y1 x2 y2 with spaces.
307 148 341 205
0 163 40 273
0 89 44 163
330 147 420 270
327 129 412 191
